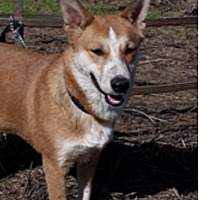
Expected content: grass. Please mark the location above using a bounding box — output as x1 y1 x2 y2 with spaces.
0 0 113 16
23 0 60 15
0 0 170 18
0 0 12 15
0 0 61 15
148 11 168 19
86 3 114 16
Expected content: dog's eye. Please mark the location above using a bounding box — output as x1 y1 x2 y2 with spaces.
125 47 136 55
90 49 104 56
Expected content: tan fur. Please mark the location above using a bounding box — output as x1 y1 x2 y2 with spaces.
0 0 150 199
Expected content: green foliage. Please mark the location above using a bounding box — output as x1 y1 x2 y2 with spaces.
0 0 113 16
0 0 12 15
86 4 114 16
148 11 168 19
23 0 61 15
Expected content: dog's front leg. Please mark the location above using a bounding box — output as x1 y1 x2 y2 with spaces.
77 150 101 200
42 156 71 200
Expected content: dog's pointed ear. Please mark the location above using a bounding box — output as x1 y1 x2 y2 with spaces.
121 0 150 33
60 0 94 32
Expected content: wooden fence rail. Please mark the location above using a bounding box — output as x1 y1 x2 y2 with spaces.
0 16 197 28
133 82 197 95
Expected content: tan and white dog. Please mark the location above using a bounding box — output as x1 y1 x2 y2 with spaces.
0 0 150 199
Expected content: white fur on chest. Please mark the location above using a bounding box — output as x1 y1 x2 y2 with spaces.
56 123 113 166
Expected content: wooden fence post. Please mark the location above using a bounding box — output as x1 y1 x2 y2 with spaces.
13 0 23 20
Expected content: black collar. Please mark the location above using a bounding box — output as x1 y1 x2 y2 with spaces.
68 91 108 123
68 92 89 115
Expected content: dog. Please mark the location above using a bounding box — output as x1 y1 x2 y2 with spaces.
0 0 150 199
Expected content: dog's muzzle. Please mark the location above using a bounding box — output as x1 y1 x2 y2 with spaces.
90 73 130 107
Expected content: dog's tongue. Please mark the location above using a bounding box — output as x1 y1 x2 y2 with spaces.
106 94 124 107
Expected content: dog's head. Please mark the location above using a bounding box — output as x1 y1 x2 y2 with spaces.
61 0 150 121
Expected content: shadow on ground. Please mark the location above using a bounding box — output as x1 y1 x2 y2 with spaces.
0 134 41 178
92 131 197 199
0 132 197 199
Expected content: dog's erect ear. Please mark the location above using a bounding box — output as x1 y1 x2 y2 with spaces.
60 0 94 32
121 0 150 32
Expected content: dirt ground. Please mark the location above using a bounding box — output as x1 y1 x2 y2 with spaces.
0 0 198 199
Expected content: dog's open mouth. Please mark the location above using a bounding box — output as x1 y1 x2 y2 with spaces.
105 94 124 107
90 73 125 107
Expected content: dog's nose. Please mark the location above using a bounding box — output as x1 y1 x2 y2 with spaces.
111 76 130 93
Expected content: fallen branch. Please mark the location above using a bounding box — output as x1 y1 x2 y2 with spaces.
125 108 167 124
140 58 173 64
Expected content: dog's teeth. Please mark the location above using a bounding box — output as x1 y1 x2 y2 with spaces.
108 95 120 104
106 95 124 107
